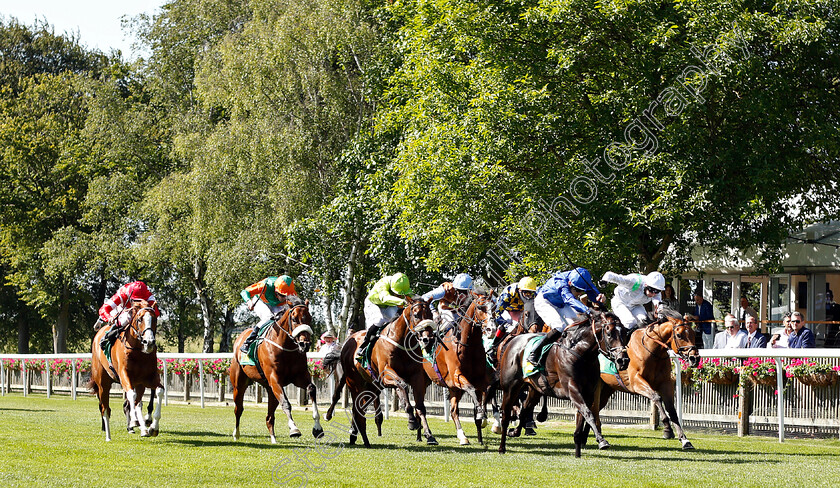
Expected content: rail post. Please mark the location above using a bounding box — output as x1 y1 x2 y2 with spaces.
198 359 205 408
776 358 785 443
162 360 169 406
45 359 51 398
71 359 77 400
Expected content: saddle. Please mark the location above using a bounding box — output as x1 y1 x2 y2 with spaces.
238 323 275 367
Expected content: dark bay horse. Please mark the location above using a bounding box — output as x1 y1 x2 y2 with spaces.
497 312 629 456
584 308 700 449
324 297 437 447
90 300 162 441
230 298 324 443
422 292 495 445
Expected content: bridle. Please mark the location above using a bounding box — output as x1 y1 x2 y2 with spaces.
265 303 312 352
593 314 628 364
641 318 698 361
121 305 157 353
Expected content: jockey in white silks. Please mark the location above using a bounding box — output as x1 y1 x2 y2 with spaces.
600 271 666 331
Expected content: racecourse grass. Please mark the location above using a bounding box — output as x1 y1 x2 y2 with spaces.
0 393 836 487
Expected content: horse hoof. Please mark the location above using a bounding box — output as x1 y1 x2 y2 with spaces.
325 411 333 421
140 431 150 437
271 436 278 444
598 440 611 450
349 434 357 445
498 446 506 454
536 411 548 423
313 427 324 438
524 427 537 436
507 429 519 438
682 441 695 450
149 429 159 437
459 437 470 446
127 428 136 434
289 429 302 438
491 424 502 435
426 436 438 446
407 419 419 431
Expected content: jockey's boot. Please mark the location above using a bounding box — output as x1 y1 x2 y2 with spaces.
486 328 507 367
99 326 121 351
355 324 383 362
240 327 259 354
524 328 564 374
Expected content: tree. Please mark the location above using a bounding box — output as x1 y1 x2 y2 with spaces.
382 0 840 281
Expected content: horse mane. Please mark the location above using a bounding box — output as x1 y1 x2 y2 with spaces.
287 295 304 307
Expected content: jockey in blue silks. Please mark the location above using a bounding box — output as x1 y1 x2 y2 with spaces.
525 267 604 375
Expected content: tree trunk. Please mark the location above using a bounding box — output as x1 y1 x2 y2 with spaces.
16 309 29 354
53 284 70 353
324 292 334 334
338 239 359 336
193 258 215 353
218 306 234 353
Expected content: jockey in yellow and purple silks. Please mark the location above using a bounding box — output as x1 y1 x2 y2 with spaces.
525 267 604 375
486 277 537 366
239 275 297 353
421 273 473 336
356 273 413 360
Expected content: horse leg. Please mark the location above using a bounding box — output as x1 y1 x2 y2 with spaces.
474 387 487 445
145 389 155 427
266 388 280 444
410 375 437 445
307 383 324 438
125 388 149 437
565 386 609 458
655 388 694 449
148 386 164 437
449 389 469 445
98 381 113 442
392 381 418 431
499 383 524 454
325 370 346 422
536 394 549 423
123 396 135 434
270 382 302 439
231 366 249 440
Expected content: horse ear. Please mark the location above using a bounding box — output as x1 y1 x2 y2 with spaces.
305 299 310 306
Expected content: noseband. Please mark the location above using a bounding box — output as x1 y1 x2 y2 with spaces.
268 304 312 352
593 316 627 365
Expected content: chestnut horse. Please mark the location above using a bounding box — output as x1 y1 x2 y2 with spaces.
582 307 700 449
422 292 495 445
230 297 324 443
90 300 162 441
324 297 437 447
497 312 629 456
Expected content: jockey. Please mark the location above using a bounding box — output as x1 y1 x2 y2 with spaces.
239 275 297 354
600 270 665 332
525 267 604 375
356 272 413 361
96 281 161 350
421 273 473 336
486 277 538 366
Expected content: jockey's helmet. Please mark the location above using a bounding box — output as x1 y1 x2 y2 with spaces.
390 273 412 295
518 277 538 292
568 267 594 291
453 273 473 291
644 271 666 293
275 275 296 296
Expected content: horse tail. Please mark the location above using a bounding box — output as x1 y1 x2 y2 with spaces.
322 349 341 372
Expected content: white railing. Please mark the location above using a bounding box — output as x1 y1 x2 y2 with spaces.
671 348 840 443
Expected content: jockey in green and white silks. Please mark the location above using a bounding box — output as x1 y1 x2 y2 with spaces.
357 273 413 360
600 271 665 331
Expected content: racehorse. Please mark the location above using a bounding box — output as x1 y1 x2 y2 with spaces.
90 300 162 441
581 307 700 449
496 312 629 456
324 297 438 447
422 291 495 445
230 297 324 443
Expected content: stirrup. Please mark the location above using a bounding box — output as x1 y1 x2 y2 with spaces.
523 360 538 377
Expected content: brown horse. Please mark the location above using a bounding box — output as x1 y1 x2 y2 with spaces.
583 307 700 449
90 300 162 441
324 297 437 447
497 312 629 456
230 297 324 443
422 292 495 445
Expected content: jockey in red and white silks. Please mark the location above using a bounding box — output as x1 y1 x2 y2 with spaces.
98 281 160 328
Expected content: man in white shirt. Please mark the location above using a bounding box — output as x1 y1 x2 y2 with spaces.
738 296 758 325
713 314 748 349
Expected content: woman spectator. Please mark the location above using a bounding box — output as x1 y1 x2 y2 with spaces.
661 283 679 310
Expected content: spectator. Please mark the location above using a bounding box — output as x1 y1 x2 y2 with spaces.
685 290 715 349
713 314 748 349
788 311 816 348
738 296 758 326
317 330 339 354
744 315 768 348
661 283 679 310
768 313 793 348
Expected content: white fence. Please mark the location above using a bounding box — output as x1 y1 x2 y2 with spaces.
3 350 840 443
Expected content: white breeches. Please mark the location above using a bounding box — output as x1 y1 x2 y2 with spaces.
363 298 399 330
611 297 649 329
253 300 285 324
535 293 580 331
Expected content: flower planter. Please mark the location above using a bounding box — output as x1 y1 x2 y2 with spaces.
748 374 778 386
796 371 839 388
706 370 737 385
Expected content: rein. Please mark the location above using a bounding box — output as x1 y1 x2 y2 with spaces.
120 306 156 352
641 320 696 360
263 304 310 352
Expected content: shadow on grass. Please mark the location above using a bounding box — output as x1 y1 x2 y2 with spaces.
0 407 57 412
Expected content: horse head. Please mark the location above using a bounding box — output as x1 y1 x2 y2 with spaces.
594 312 630 371
286 298 313 352
404 296 436 353
129 299 157 354
655 307 700 367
